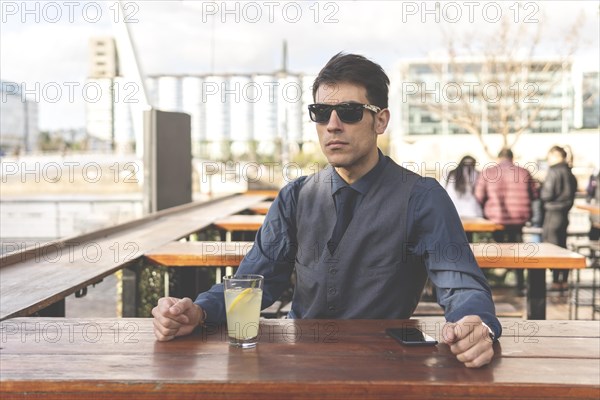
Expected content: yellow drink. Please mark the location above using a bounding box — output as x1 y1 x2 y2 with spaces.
223 274 264 348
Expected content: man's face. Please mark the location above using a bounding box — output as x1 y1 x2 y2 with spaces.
314 82 388 175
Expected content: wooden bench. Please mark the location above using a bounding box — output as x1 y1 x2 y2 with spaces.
144 241 253 289
213 214 265 234
144 241 253 267
0 194 269 321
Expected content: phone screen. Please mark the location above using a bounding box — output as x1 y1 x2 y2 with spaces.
386 327 438 346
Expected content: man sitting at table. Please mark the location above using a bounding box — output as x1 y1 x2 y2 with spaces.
152 52 501 368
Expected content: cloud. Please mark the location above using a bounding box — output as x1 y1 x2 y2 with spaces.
1 0 597 130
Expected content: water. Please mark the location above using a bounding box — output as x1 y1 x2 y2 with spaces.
0 195 144 255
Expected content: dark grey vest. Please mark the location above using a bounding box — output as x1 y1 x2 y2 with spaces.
291 158 426 319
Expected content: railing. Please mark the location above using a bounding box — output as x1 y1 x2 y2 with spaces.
0 196 144 254
0 192 272 321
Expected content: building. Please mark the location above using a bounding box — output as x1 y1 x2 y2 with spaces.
580 71 599 129
392 57 577 137
388 57 598 170
0 80 39 154
85 37 134 153
146 72 314 160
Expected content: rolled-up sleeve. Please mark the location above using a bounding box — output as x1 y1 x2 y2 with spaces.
407 178 502 339
194 178 305 324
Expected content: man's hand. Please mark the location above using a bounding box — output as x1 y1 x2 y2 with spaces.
152 297 203 341
442 315 494 368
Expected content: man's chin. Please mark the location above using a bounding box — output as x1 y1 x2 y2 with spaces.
326 158 349 169
325 153 350 168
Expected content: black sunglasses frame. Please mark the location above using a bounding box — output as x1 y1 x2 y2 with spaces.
308 103 381 124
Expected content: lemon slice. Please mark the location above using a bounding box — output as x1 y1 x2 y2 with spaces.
227 288 254 314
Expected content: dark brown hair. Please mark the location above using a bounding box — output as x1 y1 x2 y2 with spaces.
312 52 390 109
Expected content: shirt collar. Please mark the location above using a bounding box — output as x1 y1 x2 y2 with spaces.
331 149 388 196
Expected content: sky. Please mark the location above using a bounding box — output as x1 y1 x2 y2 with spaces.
1 0 599 130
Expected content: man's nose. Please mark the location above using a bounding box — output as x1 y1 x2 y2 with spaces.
327 110 343 131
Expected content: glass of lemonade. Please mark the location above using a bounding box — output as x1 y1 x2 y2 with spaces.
223 274 264 348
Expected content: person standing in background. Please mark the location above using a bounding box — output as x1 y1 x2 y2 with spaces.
541 145 578 291
585 170 599 241
475 148 537 294
443 155 483 218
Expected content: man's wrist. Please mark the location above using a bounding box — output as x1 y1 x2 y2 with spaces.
194 303 207 326
195 304 208 326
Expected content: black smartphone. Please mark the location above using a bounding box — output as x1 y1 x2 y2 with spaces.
386 327 438 346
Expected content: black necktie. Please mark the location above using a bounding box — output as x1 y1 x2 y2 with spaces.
327 186 358 254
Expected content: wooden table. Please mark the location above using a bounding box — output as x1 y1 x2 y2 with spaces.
143 241 584 320
249 201 273 215
145 241 253 267
145 241 254 290
213 215 265 233
471 242 586 319
212 215 265 277
577 204 600 215
212 215 498 237
461 218 504 242
1 318 598 399
461 217 504 232
209 216 504 236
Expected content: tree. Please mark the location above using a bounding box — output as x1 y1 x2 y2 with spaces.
408 11 584 158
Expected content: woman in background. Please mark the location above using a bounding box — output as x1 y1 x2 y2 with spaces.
444 155 483 218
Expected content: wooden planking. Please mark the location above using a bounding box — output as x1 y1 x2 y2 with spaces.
461 218 504 232
245 189 280 199
144 241 253 267
0 318 599 399
0 194 267 321
212 215 265 232
414 301 522 318
142 241 586 271
471 242 587 269
1 318 598 357
576 204 600 215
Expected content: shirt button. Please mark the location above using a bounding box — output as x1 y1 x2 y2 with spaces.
329 268 337 275
328 287 337 295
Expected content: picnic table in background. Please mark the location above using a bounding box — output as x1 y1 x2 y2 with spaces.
144 240 585 320
471 242 586 319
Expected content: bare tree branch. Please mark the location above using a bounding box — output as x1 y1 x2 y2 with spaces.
406 12 584 158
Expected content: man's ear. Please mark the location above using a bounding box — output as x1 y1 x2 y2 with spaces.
374 109 390 135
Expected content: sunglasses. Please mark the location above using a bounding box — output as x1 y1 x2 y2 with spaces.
308 102 381 124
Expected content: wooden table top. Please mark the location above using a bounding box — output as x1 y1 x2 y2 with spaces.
142 241 586 271
1 317 598 399
471 242 587 269
245 190 279 199
249 201 273 215
213 215 265 231
145 241 253 266
576 204 600 215
461 217 504 232
213 215 501 233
